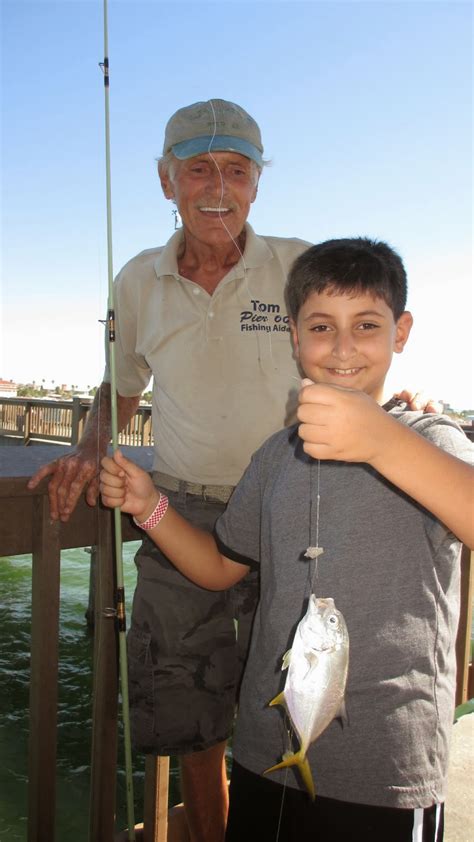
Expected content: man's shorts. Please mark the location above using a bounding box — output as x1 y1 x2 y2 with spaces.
127 483 259 756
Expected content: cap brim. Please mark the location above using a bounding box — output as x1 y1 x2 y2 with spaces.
171 135 263 167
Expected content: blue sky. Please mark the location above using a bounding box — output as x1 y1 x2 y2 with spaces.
1 0 472 408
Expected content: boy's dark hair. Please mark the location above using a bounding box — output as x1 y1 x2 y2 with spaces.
285 237 408 321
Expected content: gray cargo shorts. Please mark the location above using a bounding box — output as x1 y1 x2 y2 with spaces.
127 479 259 756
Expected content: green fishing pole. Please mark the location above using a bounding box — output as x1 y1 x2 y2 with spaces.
100 0 136 838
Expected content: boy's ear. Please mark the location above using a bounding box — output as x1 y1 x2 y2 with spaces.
394 311 413 354
289 319 300 358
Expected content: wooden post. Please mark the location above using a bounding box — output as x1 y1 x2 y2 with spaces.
143 755 170 842
455 545 474 706
141 408 152 446
27 495 61 842
89 506 119 842
85 546 97 628
24 400 32 445
71 397 82 445
77 400 91 442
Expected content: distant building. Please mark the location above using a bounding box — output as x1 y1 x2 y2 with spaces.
0 379 18 397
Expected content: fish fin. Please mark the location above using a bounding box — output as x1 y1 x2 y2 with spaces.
281 649 292 670
263 750 316 801
268 691 286 708
302 650 319 679
336 699 349 727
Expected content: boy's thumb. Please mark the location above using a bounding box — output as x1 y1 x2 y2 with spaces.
113 448 129 470
113 448 140 478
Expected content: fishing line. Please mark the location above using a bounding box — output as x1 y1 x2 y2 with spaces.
305 458 323 594
274 764 290 842
207 98 248 276
205 99 283 372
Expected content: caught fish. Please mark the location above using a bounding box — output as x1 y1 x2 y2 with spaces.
264 595 349 799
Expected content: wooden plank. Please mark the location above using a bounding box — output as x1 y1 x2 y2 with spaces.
0 444 154 482
0 476 145 557
144 755 170 842
89 506 119 842
27 495 61 842
455 545 474 706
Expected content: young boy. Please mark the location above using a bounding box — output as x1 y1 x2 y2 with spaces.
100 238 473 842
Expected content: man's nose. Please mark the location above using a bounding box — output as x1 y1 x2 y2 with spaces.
209 162 226 189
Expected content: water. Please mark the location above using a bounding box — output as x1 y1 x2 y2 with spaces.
0 543 182 841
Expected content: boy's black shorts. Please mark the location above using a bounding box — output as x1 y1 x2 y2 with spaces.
226 760 445 842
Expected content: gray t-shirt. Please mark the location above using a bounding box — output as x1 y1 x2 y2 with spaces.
215 410 473 809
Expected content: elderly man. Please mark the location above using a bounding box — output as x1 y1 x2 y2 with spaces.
29 99 436 841
29 99 310 842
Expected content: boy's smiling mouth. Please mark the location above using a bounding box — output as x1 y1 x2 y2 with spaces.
328 367 363 376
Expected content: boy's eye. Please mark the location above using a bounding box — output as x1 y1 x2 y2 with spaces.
358 322 378 330
310 324 331 333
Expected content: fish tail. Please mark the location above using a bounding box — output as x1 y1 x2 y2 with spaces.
268 691 286 708
263 750 316 801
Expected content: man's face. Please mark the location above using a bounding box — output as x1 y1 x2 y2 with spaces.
290 288 412 404
160 152 259 247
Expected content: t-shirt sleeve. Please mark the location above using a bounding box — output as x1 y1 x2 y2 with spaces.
396 411 473 547
214 447 265 567
398 412 473 464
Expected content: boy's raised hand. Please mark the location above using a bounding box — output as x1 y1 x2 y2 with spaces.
297 380 394 464
100 449 160 523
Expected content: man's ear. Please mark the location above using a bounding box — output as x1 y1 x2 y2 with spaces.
394 311 413 354
158 161 175 200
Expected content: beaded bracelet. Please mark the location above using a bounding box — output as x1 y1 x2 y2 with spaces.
133 493 169 530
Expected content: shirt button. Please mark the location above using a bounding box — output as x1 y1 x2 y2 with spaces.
208 311 214 318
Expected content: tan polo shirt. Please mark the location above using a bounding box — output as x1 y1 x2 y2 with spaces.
105 224 310 485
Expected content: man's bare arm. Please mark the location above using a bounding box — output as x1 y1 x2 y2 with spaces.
27 382 141 521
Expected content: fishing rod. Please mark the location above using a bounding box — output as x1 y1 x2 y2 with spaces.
99 0 136 838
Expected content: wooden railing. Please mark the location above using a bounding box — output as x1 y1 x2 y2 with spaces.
0 397 153 446
0 444 168 842
0 444 472 841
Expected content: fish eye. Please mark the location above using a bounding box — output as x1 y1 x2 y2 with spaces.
328 614 339 626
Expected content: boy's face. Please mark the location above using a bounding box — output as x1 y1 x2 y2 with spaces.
290 288 413 404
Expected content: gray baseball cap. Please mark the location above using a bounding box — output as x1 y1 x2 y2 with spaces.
163 99 264 167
